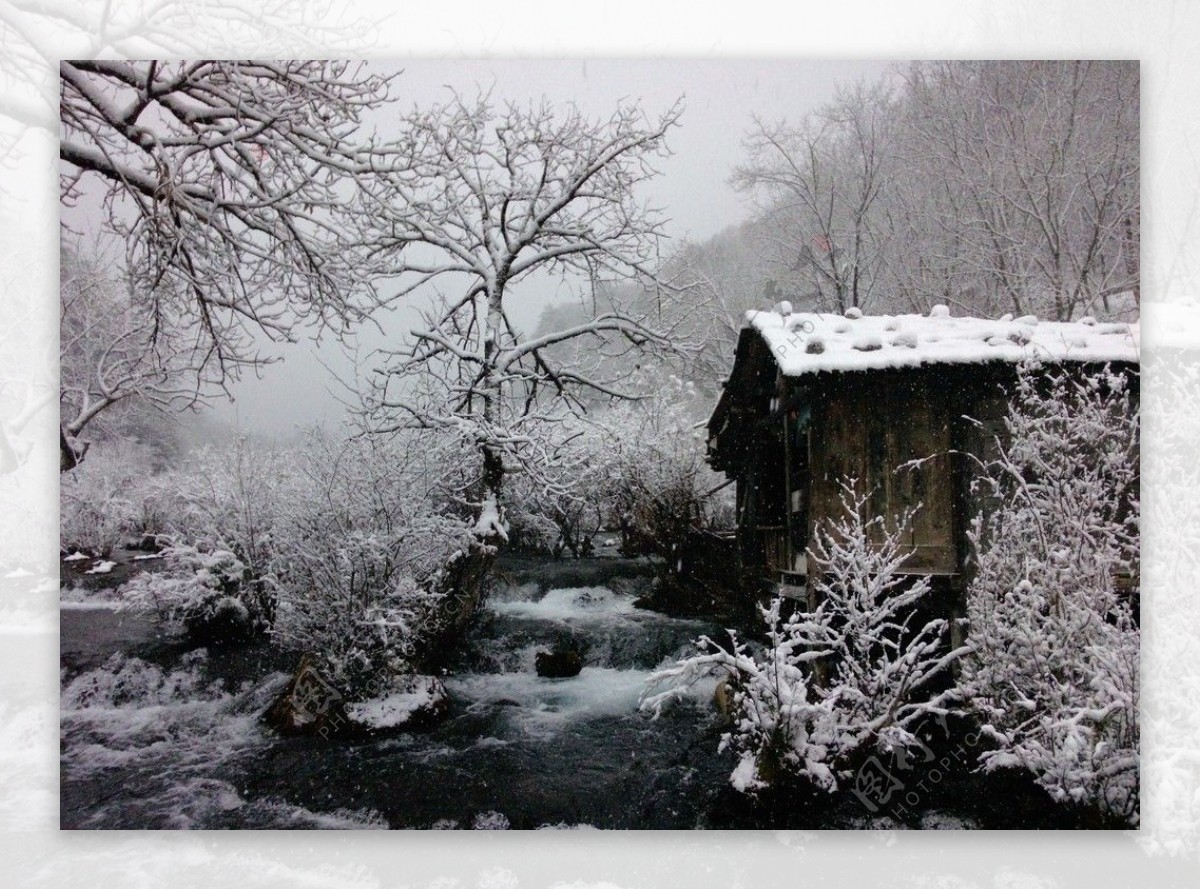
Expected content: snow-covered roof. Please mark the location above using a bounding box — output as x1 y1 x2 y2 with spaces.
747 304 1139 377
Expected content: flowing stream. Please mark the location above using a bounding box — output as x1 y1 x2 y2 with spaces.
60 554 740 829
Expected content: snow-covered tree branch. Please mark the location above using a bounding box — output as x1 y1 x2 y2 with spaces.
732 81 897 314
59 240 223 470
730 62 1138 322
359 93 688 540
3 1 393 161
59 60 402 386
896 61 1139 320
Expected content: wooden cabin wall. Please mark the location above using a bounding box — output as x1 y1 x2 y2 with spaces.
782 377 810 577
710 337 1139 612
805 369 957 576
730 359 789 584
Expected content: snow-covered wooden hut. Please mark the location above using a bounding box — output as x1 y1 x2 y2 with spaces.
706 304 1139 599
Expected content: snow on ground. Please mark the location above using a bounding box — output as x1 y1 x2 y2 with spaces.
62 552 89 562
748 305 1139 377
84 560 117 575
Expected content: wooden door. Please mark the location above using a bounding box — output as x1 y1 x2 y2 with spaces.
807 371 956 575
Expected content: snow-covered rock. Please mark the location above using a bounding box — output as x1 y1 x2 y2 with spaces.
345 675 450 732
263 655 349 736
268 662 448 738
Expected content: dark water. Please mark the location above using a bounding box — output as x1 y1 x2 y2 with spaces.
60 555 742 829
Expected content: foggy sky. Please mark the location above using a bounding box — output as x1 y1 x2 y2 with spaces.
64 59 891 438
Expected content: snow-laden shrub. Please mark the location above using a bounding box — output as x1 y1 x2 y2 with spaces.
503 493 567 554
961 363 1140 824
153 437 303 581
110 437 307 638
268 431 479 695
274 528 473 696
502 420 610 556
596 376 731 559
486 374 732 561
121 544 265 641
60 442 148 555
644 598 840 793
113 429 480 675
644 481 963 792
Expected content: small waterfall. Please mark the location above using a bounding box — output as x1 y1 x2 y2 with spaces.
61 554 733 829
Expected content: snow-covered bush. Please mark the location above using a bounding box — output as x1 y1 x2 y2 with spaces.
111 437 306 636
155 437 302 580
502 420 610 556
60 441 150 555
961 363 1140 824
596 376 730 560
268 430 479 695
276 533 451 695
274 524 475 696
644 481 962 793
499 375 731 561
121 544 265 642
113 429 481 677
643 598 839 793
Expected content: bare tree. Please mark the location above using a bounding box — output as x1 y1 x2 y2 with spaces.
653 228 781 390
896 61 1139 320
58 241 217 470
728 63 1138 321
359 93 685 539
60 60 402 387
732 80 898 313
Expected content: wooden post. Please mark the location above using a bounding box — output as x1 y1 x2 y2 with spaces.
780 374 792 584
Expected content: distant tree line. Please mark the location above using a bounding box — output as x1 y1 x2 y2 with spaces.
657 61 1138 390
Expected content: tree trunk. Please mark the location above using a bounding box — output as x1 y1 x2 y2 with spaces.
475 282 508 543
60 427 86 473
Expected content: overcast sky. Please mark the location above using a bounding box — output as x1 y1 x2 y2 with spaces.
70 59 891 438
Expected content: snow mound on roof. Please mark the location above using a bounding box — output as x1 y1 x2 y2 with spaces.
745 307 1138 376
